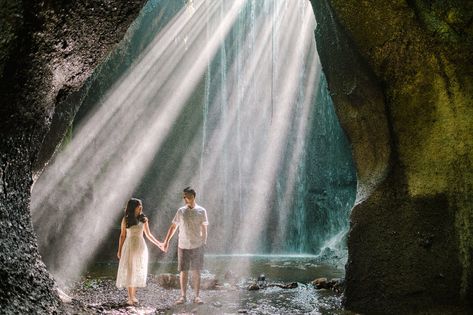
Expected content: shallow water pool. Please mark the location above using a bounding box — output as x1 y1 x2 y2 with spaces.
76 254 353 314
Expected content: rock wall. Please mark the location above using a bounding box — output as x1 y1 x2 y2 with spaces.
0 1 146 313
310 0 473 313
1 0 471 313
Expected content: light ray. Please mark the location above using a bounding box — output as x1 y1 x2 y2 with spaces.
235 1 316 253
32 0 247 283
31 0 333 292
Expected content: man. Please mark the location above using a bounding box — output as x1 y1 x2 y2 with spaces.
163 186 208 304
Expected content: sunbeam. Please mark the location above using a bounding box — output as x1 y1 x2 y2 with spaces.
135 2 321 299
30 1 346 298
32 0 247 284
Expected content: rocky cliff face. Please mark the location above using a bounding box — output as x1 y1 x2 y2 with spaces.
310 0 473 313
0 1 146 313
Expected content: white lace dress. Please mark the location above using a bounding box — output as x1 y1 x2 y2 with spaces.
116 222 148 288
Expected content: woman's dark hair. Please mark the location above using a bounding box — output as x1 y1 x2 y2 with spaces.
125 198 147 228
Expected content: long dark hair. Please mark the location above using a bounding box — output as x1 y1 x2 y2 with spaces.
124 198 147 228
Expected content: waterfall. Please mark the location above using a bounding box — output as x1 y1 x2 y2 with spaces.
35 0 356 265
200 0 211 197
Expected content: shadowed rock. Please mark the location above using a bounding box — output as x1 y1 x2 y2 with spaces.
310 0 473 313
0 1 147 313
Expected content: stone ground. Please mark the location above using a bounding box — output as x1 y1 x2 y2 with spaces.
63 274 219 314
61 273 346 315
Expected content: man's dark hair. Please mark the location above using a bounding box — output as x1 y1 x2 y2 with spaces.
183 186 196 197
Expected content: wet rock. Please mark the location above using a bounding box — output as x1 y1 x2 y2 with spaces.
224 270 237 282
312 277 344 293
201 277 219 290
248 280 298 291
247 283 260 291
330 278 345 293
267 282 298 289
312 277 329 289
57 287 73 303
157 273 179 289
283 282 298 289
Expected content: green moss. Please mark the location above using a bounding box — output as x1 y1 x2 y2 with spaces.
455 191 473 298
312 0 473 311
390 50 473 300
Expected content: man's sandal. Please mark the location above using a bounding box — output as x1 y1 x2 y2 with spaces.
193 296 204 304
175 296 186 305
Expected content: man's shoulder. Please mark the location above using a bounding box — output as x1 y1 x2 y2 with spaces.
175 206 187 216
177 205 187 211
195 205 207 212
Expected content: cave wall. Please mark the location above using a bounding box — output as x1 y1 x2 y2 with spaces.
310 0 473 313
0 1 147 313
1 0 471 313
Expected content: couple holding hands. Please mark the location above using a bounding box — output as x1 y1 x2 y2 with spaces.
116 187 208 306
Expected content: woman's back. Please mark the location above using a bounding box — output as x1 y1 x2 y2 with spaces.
126 223 144 237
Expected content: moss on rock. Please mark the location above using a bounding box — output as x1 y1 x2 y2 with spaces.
311 0 473 313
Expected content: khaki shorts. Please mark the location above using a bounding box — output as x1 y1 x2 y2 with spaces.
178 246 204 271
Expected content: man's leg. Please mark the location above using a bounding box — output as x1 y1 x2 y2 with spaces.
180 271 189 298
192 270 201 298
176 247 189 304
190 246 204 303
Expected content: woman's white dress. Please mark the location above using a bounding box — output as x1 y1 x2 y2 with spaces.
116 222 148 288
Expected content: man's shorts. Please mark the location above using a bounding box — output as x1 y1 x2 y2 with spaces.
178 246 204 271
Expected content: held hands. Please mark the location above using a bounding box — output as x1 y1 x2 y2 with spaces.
156 241 166 252
163 241 169 253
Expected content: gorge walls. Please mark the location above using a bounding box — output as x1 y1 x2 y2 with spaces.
310 0 473 313
1 0 471 314
0 1 147 313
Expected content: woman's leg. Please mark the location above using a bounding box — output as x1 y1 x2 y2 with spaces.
127 287 133 304
131 287 138 302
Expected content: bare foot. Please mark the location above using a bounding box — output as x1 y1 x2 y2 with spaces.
175 296 186 305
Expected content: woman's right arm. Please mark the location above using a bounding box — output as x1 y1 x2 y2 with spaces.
117 218 126 259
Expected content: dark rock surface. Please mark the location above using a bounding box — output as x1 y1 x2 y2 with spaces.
310 0 473 313
0 1 147 313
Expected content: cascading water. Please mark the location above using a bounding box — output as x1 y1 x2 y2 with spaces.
32 0 356 281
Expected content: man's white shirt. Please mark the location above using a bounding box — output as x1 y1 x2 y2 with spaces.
172 204 208 249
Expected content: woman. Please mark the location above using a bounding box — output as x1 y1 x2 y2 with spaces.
116 198 163 305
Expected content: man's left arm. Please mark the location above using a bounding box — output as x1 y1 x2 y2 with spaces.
201 209 209 245
201 224 207 245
